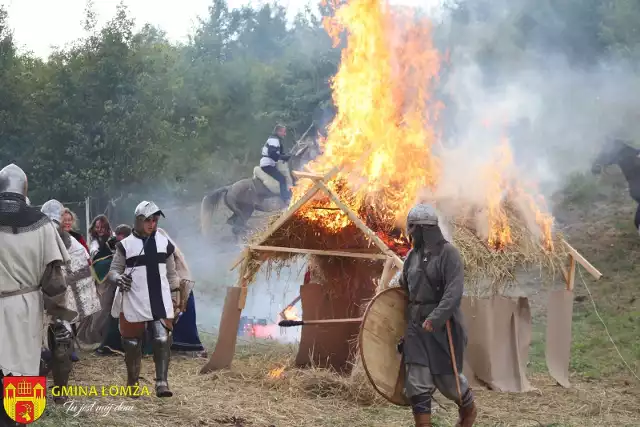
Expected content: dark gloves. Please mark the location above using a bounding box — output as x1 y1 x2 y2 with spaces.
397 337 404 354
280 154 291 161
116 273 133 292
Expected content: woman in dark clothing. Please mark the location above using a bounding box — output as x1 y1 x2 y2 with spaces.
88 214 115 260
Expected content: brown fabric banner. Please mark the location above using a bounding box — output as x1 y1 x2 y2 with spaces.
545 289 574 388
296 281 364 373
461 296 534 392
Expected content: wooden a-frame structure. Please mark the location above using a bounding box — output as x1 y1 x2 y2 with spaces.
200 162 603 389
200 164 404 373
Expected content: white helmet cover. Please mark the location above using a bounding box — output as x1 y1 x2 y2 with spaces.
41 199 64 224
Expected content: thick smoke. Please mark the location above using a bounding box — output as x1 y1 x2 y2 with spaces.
432 1 640 208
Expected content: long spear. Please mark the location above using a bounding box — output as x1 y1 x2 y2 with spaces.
278 318 362 327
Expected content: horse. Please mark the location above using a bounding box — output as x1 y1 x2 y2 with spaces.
200 136 321 237
591 138 640 233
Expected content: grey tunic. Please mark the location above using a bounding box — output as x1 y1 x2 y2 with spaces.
399 242 466 375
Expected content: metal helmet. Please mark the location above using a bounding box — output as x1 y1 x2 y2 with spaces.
41 199 64 224
134 201 164 219
0 164 28 196
406 203 439 226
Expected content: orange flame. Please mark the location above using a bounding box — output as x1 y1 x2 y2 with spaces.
282 306 300 321
287 0 555 254
268 366 285 379
293 0 441 234
485 138 514 250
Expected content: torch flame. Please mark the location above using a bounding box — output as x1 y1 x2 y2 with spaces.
282 306 300 321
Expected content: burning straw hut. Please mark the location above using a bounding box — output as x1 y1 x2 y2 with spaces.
201 0 602 393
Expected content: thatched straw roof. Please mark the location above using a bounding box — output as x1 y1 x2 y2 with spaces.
237 189 568 296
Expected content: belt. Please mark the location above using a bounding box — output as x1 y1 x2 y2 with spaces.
0 286 40 299
408 300 439 305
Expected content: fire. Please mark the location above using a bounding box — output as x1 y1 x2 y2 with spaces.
268 366 285 379
282 306 300 321
287 0 555 254
485 138 514 250
293 0 441 233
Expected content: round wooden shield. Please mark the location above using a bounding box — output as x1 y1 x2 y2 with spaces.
358 287 410 406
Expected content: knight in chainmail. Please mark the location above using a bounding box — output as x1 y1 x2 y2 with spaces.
107 201 180 397
0 164 76 426
40 199 102 404
398 203 478 427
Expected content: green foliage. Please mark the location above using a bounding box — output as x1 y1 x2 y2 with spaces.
1 0 640 209
0 1 338 208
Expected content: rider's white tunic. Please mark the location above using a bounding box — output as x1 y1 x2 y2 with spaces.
260 136 281 167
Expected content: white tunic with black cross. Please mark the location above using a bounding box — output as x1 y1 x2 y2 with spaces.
110 232 177 322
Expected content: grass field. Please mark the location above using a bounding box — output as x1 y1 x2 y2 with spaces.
33 171 640 427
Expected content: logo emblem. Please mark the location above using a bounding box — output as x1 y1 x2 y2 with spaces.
3 376 47 424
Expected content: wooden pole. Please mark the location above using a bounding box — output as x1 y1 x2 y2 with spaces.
84 196 91 242
317 181 404 269
229 165 342 271
562 239 602 280
248 245 388 260
278 295 301 319
565 254 576 291
379 257 398 291
446 320 463 404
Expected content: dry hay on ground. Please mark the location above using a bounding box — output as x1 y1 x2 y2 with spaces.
43 342 640 427
240 199 568 295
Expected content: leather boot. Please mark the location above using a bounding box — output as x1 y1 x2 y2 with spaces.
50 322 73 404
413 412 432 427
122 337 142 398
150 321 173 397
455 401 478 427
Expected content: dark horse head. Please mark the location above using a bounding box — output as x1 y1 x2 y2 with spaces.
591 138 640 175
592 137 640 232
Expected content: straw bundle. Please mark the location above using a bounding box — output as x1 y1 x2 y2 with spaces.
239 195 567 295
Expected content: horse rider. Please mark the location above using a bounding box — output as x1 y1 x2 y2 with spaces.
107 201 180 397
260 124 291 204
398 203 477 427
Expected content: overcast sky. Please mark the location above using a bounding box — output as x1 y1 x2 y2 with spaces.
3 0 434 59
3 0 311 58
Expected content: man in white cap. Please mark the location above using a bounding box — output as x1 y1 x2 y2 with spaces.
40 199 101 403
0 164 75 425
107 201 180 397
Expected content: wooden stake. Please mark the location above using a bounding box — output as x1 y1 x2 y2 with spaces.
229 165 343 271
317 180 404 269
279 295 301 319
248 245 388 260
446 320 463 404
379 257 397 291
562 239 602 280
565 254 576 291
292 171 324 180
